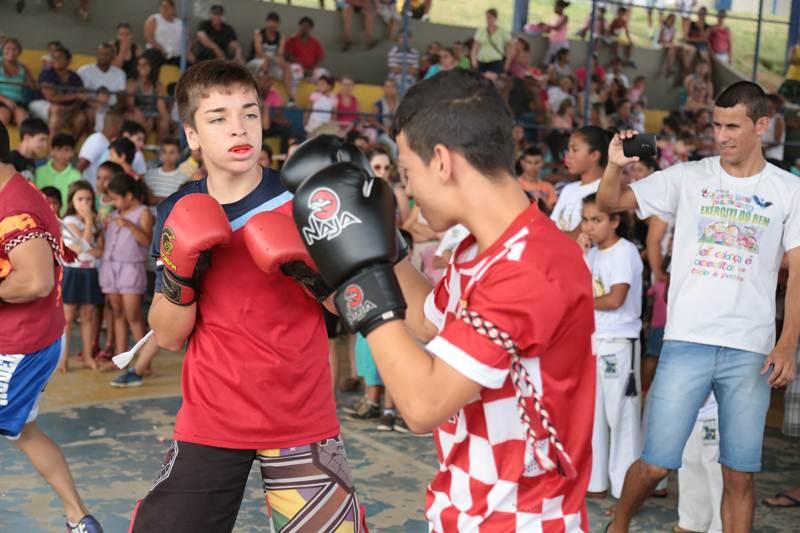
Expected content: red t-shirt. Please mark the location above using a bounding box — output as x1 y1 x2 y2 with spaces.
285 35 325 71
336 94 360 124
423 204 595 532
152 170 339 449
709 26 731 54
0 174 66 354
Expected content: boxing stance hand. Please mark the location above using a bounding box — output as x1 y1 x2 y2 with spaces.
159 194 231 306
243 211 333 301
293 162 406 335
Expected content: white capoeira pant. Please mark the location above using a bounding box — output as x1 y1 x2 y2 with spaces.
677 395 722 533
589 338 642 498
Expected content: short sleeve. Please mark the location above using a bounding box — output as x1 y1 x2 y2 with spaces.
78 134 106 164
426 262 565 389
629 164 683 220
0 211 47 256
783 184 800 251
604 245 638 289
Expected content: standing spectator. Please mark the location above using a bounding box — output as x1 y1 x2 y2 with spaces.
144 0 188 67
119 120 149 176
108 138 138 178
762 94 786 168
78 41 127 128
143 137 187 204
682 6 711 67
284 16 326 80
10 117 48 180
599 81 800 533
76 111 124 189
387 32 420 92
709 10 732 65
99 173 153 356
112 23 142 80
304 75 337 136
341 0 377 51
125 55 170 142
335 75 360 132
41 186 62 215
608 6 635 68
547 47 573 84
34 133 80 215
611 99 636 130
247 12 295 105
470 8 511 75
194 5 243 64
543 0 570 65
0 38 35 127
61 180 104 372
657 13 679 76
425 47 457 79
516 145 557 210
29 46 88 139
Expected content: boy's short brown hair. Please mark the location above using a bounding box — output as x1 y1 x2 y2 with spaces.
176 60 262 128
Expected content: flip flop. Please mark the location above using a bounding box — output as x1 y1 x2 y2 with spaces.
763 492 800 508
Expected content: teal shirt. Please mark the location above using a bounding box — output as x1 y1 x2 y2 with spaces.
34 160 81 216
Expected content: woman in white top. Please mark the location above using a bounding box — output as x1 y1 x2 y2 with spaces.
144 0 191 65
304 75 338 135
61 181 105 372
762 94 786 166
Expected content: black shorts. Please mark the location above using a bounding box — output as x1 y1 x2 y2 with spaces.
131 437 363 533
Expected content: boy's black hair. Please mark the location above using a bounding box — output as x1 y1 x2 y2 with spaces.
51 133 76 150
121 120 146 138
714 81 770 123
391 69 515 178
98 160 124 175
109 138 136 164
521 145 543 158
160 137 181 149
20 117 49 140
40 186 62 206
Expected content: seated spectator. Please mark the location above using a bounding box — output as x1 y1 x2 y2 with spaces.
605 57 630 89
627 75 647 106
194 4 243 64
341 0 377 51
452 40 471 69
119 120 149 176
543 0 570 65
11 117 48 180
113 23 142 80
605 77 627 116
76 111 124 188
387 33 420 92
657 13 679 76
144 0 189 67
336 75 360 132
34 133 81 215
78 41 127 129
684 59 713 98
284 16 326 81
0 38 35 127
683 80 713 114
125 55 170 142
425 47 457 79
29 45 89 138
39 40 63 73
552 98 576 130
143 137 187 204
547 47 573 85
575 4 607 48
709 10 731 65
470 8 511 75
574 53 606 91
547 75 575 113
779 39 800 105
367 78 399 149
375 0 400 42
608 6 635 68
247 11 295 105
505 37 532 80
611 98 636 130
682 6 711 68
304 75 337 136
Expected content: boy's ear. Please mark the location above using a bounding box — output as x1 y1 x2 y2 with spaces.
184 123 200 151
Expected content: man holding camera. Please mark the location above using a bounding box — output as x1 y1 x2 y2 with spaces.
598 81 800 532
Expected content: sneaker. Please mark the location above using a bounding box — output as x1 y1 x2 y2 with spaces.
66 514 103 533
110 368 143 388
342 397 367 415
376 412 396 431
348 401 380 420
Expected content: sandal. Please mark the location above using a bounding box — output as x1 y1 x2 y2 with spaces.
763 492 800 508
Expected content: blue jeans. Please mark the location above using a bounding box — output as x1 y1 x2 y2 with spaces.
642 340 771 472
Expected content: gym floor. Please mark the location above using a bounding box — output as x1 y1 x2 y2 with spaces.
0 342 798 532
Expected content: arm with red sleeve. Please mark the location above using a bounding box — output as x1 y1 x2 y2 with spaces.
365 261 564 433
0 212 57 303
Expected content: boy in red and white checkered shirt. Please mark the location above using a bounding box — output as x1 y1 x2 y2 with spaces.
362 70 597 531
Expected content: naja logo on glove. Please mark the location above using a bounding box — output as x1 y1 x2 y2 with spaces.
302 187 361 245
343 284 376 322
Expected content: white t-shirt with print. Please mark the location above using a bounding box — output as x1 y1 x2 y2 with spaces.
78 132 110 189
586 238 643 339
630 156 800 355
550 179 600 232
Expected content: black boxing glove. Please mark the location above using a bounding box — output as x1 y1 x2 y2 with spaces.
292 162 405 335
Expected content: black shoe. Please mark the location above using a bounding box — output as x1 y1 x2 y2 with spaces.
376 412 395 431
348 401 380 420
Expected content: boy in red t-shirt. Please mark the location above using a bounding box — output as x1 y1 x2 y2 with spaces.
288 69 596 532
129 60 363 533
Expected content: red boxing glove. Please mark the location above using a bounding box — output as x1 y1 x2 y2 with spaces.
160 194 231 305
243 211 333 301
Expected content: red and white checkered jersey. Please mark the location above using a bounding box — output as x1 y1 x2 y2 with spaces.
423 204 596 532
